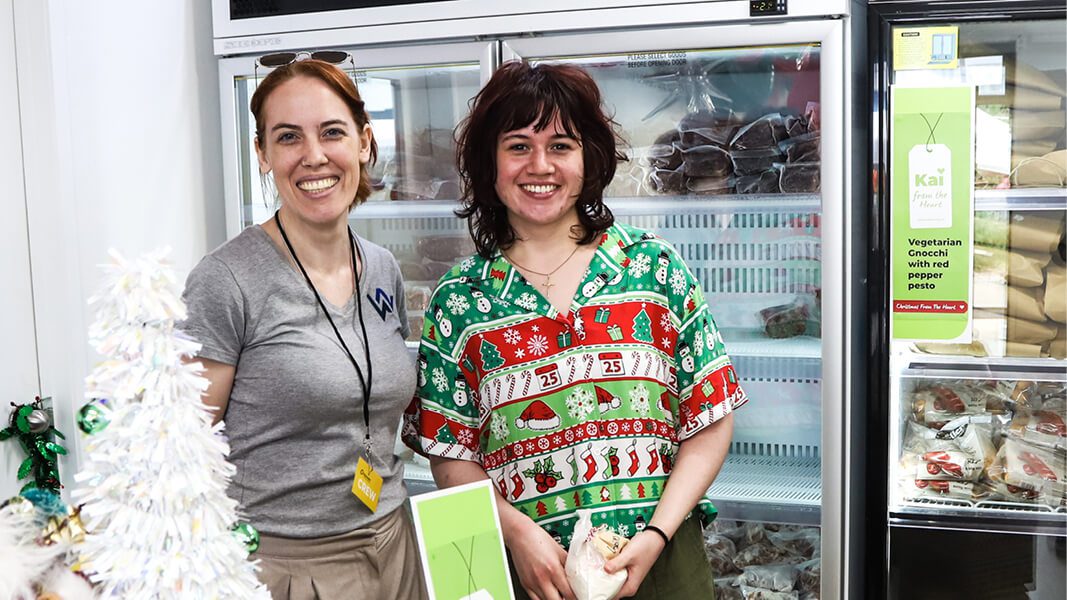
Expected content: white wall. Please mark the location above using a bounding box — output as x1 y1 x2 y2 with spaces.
4 0 225 498
0 0 43 501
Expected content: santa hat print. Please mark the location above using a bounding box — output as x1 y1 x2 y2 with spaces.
595 386 621 411
515 400 561 431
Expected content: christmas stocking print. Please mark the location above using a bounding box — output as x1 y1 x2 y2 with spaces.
580 445 598 482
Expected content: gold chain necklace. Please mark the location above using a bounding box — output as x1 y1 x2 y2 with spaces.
504 244 581 291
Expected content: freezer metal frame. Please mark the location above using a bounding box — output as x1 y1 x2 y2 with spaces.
212 0 851 55
867 1 1067 597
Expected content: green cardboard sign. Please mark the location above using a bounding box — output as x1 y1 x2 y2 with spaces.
410 480 515 600
890 85 975 341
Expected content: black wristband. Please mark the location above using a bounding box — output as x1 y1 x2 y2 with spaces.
644 524 670 546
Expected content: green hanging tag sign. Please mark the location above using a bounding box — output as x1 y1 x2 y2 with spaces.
890 85 975 342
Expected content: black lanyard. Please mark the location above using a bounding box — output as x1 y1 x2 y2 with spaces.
275 211 373 445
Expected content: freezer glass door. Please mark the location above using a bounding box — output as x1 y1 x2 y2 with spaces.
506 20 843 598
886 17 1066 600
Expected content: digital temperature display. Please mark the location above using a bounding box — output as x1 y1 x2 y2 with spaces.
750 0 787 16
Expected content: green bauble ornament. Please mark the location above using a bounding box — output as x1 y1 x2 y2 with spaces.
232 522 260 553
77 399 110 434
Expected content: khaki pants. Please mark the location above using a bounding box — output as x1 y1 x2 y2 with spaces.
511 517 716 600
253 506 429 600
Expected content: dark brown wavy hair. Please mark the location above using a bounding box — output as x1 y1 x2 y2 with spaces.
456 61 627 257
250 59 378 208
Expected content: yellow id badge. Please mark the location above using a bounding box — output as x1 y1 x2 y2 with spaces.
352 456 383 512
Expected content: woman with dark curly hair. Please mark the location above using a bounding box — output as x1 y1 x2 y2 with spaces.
405 61 746 600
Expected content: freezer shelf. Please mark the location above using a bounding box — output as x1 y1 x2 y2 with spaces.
975 188 1067 212
350 194 822 220
708 452 821 526
890 502 1066 537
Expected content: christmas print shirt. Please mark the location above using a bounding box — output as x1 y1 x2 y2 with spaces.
403 223 747 547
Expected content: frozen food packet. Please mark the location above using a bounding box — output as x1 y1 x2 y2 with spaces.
935 415 997 472
715 578 746 600
705 532 741 575
758 296 811 339
736 168 780 194
731 148 783 175
778 132 821 163
738 565 798 593
916 449 982 481
733 542 798 569
777 162 821 193
738 584 799 600
976 475 1042 504
999 438 1066 492
793 558 820 596
766 528 820 560
730 113 786 150
564 510 627 600
1009 407 1067 450
906 478 976 502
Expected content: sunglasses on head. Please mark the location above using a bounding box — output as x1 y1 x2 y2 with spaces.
256 50 351 69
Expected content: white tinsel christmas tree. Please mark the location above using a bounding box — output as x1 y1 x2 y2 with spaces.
72 248 269 599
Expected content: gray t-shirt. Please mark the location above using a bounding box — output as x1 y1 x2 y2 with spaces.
181 225 416 537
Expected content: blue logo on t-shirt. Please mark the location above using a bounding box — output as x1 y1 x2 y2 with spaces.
367 288 395 321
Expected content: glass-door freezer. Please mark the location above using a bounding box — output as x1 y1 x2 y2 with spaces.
870 3 1067 598
504 18 852 599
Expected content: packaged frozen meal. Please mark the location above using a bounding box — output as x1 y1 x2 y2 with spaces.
564 510 627 600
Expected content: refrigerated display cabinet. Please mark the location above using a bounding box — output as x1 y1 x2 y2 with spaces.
215 2 871 597
869 1 1067 598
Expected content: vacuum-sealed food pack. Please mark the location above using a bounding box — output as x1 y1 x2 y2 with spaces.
758 294 818 339
731 113 787 151
778 133 821 163
736 168 781 194
737 565 797 593
738 584 799 600
686 175 735 195
778 162 821 193
731 148 784 175
681 145 733 177
705 532 741 575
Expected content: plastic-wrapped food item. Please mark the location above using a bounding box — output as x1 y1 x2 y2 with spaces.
647 142 683 170
994 438 1065 493
738 565 797 592
564 510 626 600
976 476 1042 503
779 133 820 163
739 584 799 600
909 383 986 416
715 578 746 600
405 284 432 313
794 558 820 596
1009 406 1066 450
917 449 982 481
804 102 820 132
906 478 976 501
686 175 735 195
732 148 783 175
649 167 687 194
731 113 786 150
733 542 797 569
784 115 809 138
681 145 733 177
679 109 738 148
737 168 780 194
759 295 817 339
778 162 821 193
705 532 741 576
1045 261 1066 323
973 245 1050 288
416 235 476 262
766 528 820 560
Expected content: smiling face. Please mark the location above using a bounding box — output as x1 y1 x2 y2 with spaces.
256 76 372 229
494 115 585 238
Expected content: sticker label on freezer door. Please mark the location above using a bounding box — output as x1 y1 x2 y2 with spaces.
890 86 974 343
893 26 959 71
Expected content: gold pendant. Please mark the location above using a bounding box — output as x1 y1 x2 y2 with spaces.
541 276 554 291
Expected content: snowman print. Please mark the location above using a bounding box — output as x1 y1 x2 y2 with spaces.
452 375 470 407
654 251 670 286
417 355 428 388
582 273 609 298
679 341 695 373
434 304 453 338
472 289 492 314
